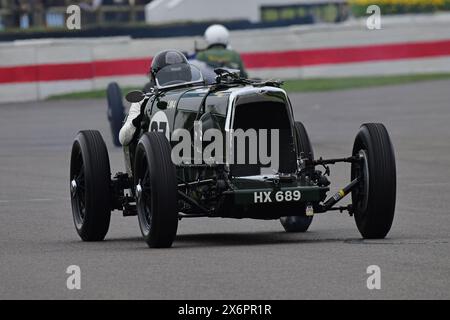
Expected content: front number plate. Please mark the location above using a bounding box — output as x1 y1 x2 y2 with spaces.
253 190 301 203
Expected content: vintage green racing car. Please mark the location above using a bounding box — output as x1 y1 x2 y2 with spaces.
70 66 396 248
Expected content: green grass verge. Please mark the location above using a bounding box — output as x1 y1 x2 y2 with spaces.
281 73 450 93
47 73 450 100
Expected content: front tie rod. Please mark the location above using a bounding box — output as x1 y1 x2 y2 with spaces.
313 155 360 165
320 177 360 212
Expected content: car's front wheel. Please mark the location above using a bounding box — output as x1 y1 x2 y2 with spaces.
134 132 179 248
351 123 396 239
70 130 111 241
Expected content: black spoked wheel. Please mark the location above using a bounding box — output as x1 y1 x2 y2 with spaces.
136 160 152 233
134 132 178 248
106 82 125 147
351 123 396 239
280 121 314 233
70 130 111 241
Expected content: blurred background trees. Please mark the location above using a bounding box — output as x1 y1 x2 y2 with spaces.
350 0 450 16
1 0 450 32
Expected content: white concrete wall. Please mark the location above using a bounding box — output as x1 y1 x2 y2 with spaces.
1 14 450 103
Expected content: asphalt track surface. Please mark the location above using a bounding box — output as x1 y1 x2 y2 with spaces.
1 80 449 299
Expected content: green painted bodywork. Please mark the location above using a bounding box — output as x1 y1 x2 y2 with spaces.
138 84 327 218
215 176 329 219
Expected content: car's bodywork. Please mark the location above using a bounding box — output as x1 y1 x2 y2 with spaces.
71 68 397 247
121 74 330 220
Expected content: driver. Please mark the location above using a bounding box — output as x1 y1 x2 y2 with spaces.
119 49 190 146
196 24 248 78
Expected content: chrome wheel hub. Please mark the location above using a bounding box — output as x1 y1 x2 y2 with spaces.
136 183 143 200
70 179 77 195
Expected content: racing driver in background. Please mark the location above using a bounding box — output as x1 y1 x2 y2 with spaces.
196 24 248 78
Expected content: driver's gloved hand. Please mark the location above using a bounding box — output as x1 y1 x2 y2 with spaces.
131 114 143 128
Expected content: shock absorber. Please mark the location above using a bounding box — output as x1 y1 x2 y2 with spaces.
322 177 360 211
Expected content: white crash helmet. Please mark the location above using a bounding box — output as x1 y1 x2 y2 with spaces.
204 24 229 47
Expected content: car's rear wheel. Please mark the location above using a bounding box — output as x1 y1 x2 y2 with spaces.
351 123 396 239
70 130 111 241
106 82 125 147
134 132 178 248
280 121 314 233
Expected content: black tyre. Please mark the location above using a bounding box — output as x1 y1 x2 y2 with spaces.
70 130 111 241
134 132 178 248
280 121 314 233
106 82 125 147
294 121 314 161
351 123 396 239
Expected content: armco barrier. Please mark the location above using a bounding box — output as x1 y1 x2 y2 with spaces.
2 17 450 103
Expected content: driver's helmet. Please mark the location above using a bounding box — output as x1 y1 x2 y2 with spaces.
150 50 192 87
204 24 229 47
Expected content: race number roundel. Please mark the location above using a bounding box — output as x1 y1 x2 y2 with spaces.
149 111 170 140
